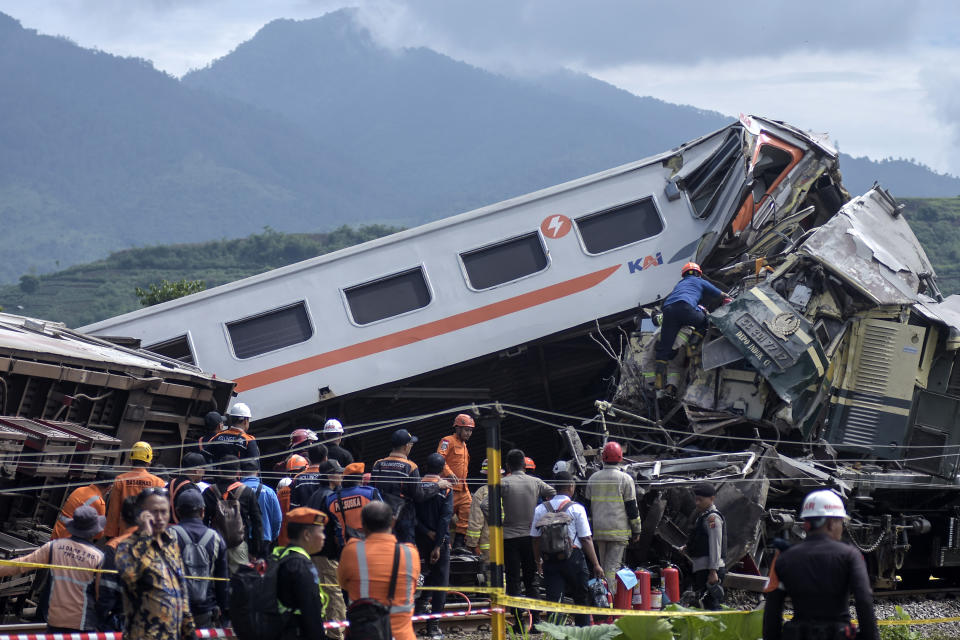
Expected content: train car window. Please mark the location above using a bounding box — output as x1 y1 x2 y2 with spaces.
460 233 548 290
345 267 431 325
144 335 195 365
227 302 313 359
681 130 740 218
575 198 664 254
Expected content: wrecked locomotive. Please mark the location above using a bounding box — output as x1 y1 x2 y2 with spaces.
598 182 960 589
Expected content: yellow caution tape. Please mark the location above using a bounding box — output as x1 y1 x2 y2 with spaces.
0 557 227 581
497 595 750 617
877 617 960 627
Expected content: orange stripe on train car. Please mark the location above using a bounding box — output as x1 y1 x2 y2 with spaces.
234 264 621 391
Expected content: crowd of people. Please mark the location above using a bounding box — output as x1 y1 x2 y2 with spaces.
0 402 875 640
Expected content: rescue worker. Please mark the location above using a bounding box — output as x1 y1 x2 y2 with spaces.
465 459 494 561
306 462 350 640
196 411 224 462
276 507 330 640
323 462 382 545
500 449 556 633
531 472 605 628
584 441 642 595
0 505 106 632
323 419 354 468
52 468 112 539
204 402 260 466
371 429 450 543
278 455 308 513
763 490 878 640
437 413 474 550
273 428 317 474
338 501 421 640
686 483 726 610
98 496 139 631
289 444 330 509
414 453 454 637
653 262 729 389
104 441 166 537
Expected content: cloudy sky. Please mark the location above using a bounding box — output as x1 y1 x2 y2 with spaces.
3 1 959 176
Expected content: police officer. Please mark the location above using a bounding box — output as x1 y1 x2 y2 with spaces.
686 482 726 609
762 490 878 640
653 262 729 389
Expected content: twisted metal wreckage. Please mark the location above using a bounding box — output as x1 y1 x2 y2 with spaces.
579 119 960 590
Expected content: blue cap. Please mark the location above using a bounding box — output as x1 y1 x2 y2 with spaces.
391 429 418 447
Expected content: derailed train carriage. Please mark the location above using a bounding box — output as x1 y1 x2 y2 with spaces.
600 184 960 589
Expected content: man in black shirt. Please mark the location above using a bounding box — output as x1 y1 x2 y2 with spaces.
289 444 330 509
763 489 878 640
413 453 453 636
277 508 329 640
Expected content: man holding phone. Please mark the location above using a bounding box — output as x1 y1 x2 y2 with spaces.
116 487 195 640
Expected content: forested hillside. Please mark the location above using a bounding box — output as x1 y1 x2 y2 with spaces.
903 198 960 296
2 8 958 290
0 225 401 328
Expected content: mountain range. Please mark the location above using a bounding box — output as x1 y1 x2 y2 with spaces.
2 8 958 285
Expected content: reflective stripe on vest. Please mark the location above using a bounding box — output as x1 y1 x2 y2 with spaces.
276 546 328 616
356 540 414 614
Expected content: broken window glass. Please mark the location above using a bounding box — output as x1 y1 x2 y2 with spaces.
227 302 313 358
681 130 741 218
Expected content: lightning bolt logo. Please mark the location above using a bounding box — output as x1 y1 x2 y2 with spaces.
541 214 572 239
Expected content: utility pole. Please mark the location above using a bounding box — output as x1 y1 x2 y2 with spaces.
480 403 506 640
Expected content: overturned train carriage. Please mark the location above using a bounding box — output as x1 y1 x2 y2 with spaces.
609 184 960 589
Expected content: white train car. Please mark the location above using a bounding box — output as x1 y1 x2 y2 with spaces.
80 116 840 421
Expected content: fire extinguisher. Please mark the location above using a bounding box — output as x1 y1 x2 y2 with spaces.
662 565 681 605
633 568 652 610
613 572 633 610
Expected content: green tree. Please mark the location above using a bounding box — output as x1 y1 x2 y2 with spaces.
135 279 206 306
18 274 39 293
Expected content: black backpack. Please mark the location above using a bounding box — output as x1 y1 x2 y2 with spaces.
210 482 246 549
345 541 401 640
170 525 220 607
229 552 291 640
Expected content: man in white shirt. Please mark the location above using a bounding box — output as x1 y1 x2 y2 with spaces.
530 472 604 627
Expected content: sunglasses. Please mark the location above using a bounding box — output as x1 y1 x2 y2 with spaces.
140 487 170 498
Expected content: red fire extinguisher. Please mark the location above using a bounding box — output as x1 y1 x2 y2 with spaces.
662 565 680 605
613 572 633 610
633 568 652 610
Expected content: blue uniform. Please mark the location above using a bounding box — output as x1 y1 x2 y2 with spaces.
656 275 725 361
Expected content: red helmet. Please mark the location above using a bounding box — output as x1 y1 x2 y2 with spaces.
525 456 536 470
290 428 318 447
602 441 623 463
682 262 702 277
285 454 309 472
454 413 476 429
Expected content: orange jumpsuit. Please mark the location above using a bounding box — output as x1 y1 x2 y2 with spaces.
104 467 165 537
437 435 471 536
52 484 106 539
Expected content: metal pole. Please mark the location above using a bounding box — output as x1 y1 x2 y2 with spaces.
481 404 506 640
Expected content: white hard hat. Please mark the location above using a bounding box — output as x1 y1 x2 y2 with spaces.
552 460 569 476
324 419 344 434
800 489 849 520
278 477 293 489
227 402 252 419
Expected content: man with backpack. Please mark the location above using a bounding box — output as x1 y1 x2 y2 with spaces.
531 472 604 628
170 490 229 628
212 455 264 572
339 501 420 640
240 460 283 552
304 460 347 640
168 452 208 524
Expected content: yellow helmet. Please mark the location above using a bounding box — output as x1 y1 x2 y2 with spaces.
131 441 153 463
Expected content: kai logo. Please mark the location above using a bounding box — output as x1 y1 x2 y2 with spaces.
627 252 663 274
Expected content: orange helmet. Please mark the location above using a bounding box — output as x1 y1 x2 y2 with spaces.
682 262 702 277
454 413 476 429
602 441 623 463
285 454 309 472
525 456 536 470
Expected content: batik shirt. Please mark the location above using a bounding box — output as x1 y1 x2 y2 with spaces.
116 529 195 640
